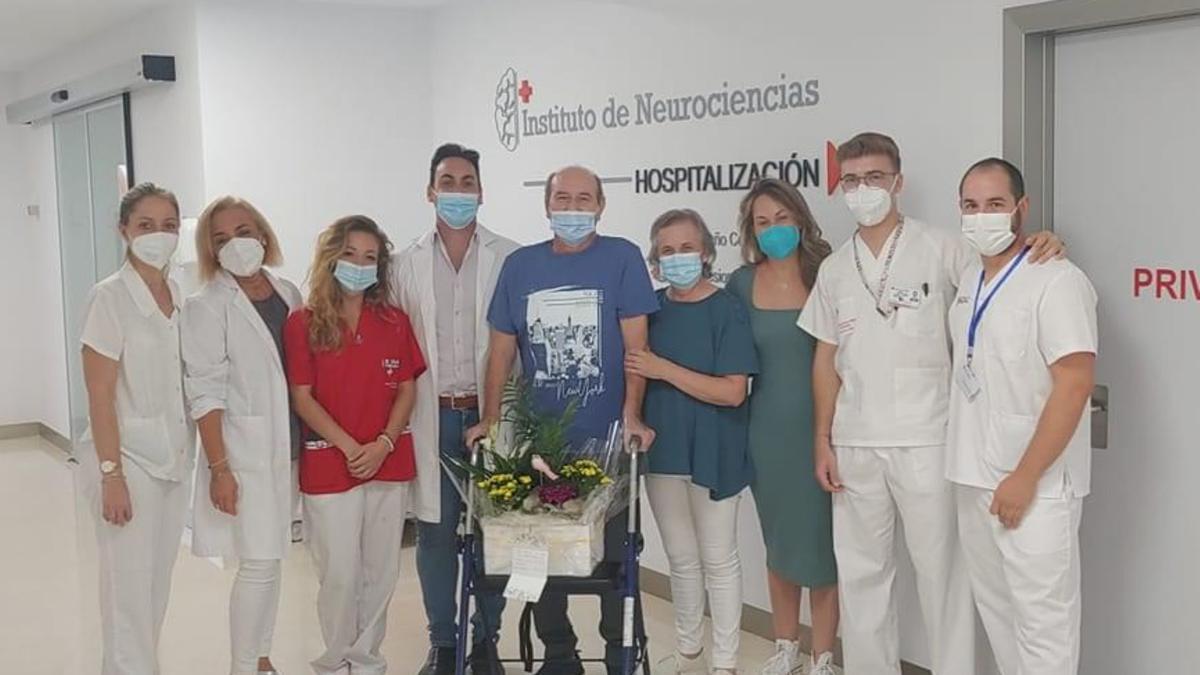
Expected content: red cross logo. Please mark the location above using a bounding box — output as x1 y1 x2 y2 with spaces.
519 79 534 104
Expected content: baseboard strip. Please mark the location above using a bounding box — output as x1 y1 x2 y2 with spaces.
0 422 72 454
639 567 931 674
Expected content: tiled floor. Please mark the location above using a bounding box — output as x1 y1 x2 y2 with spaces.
0 437 783 675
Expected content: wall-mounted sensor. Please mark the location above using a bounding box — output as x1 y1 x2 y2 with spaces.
50 89 69 104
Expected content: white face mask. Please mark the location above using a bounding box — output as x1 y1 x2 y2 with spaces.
218 237 266 278
842 181 895 227
129 231 179 269
961 210 1017 256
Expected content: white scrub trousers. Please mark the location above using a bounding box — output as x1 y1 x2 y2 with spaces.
832 446 976 674
956 485 1083 675
304 481 410 675
645 475 743 670
84 459 189 675
230 559 282 675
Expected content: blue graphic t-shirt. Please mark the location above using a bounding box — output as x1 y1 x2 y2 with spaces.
488 235 659 443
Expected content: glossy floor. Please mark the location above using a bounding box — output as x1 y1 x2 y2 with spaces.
0 437 804 675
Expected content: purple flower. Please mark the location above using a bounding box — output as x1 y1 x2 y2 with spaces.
537 482 579 507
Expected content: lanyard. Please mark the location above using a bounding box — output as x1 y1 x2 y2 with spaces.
851 216 904 317
967 246 1030 363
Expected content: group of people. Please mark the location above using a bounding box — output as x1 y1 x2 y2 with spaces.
77 132 1097 675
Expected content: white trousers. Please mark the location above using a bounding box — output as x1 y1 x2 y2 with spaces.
230 559 282 675
956 485 1083 675
645 475 742 670
304 481 409 675
832 446 975 675
84 458 188 675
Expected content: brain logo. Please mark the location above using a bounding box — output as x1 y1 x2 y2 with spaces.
494 67 520 152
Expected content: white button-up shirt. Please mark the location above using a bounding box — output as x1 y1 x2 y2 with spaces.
433 232 479 396
947 257 1098 497
80 262 195 482
798 218 975 447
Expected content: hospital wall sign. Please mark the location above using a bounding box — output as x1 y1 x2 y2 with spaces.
1133 267 1200 300
494 67 821 152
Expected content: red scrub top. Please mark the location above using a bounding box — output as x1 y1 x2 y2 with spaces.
284 303 426 495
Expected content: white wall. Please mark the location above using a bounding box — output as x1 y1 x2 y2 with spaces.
4 1 206 436
426 0 1035 668
0 73 41 427
195 0 433 288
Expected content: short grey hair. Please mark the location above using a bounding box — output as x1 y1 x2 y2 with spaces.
647 208 716 278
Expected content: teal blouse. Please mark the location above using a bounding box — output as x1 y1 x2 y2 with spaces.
643 287 758 500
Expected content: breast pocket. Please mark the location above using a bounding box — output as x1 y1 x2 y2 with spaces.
989 308 1032 362
896 299 940 338
381 357 403 390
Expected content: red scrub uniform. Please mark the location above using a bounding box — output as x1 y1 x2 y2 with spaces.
284 303 426 494
283 302 426 675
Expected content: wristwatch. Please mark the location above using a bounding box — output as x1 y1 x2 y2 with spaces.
99 460 121 476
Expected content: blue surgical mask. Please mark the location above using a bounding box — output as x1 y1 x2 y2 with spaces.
435 192 480 230
756 224 801 260
549 211 597 245
659 252 704 290
334 260 378 293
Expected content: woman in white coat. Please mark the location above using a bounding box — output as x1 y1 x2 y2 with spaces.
181 196 301 675
80 182 194 675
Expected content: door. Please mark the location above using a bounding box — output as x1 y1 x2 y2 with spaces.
1053 15 1200 671
53 97 131 446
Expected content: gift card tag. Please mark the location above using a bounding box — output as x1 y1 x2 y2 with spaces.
504 545 549 603
888 286 923 309
956 363 982 401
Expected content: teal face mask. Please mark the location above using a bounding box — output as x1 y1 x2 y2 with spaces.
756 224 801 259
334 260 378 293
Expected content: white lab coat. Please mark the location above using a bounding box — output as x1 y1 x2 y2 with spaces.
182 270 302 561
392 225 519 524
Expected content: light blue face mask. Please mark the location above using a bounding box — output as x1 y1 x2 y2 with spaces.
549 210 597 245
435 192 480 230
756 224 801 260
659 252 704 290
334 260 378 293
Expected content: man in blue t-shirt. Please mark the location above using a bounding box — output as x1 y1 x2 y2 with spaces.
466 165 658 675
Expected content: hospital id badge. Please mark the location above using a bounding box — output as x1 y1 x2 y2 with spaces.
956 363 982 402
888 286 922 309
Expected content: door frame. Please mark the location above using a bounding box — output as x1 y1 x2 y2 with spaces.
52 95 133 447
1002 0 1200 232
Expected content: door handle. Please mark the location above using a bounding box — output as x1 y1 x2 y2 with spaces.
1091 384 1109 450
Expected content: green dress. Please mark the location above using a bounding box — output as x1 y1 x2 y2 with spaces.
727 266 837 588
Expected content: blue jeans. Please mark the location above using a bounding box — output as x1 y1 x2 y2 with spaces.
416 407 506 649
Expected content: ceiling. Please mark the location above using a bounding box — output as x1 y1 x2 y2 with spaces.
0 0 452 73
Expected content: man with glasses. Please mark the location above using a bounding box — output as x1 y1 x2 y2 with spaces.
797 133 1063 673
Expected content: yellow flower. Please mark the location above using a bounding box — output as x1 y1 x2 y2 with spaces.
601 477 613 485
519 476 532 485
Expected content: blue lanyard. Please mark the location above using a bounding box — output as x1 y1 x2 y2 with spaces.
967 247 1030 362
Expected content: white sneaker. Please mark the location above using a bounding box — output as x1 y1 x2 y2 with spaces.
759 640 802 675
659 650 708 674
809 652 837 675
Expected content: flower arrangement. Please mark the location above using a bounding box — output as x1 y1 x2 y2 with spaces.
448 378 618 516
444 378 630 577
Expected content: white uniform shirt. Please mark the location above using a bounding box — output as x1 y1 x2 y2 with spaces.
798 218 974 447
433 232 479 396
80 262 195 482
946 257 1097 498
